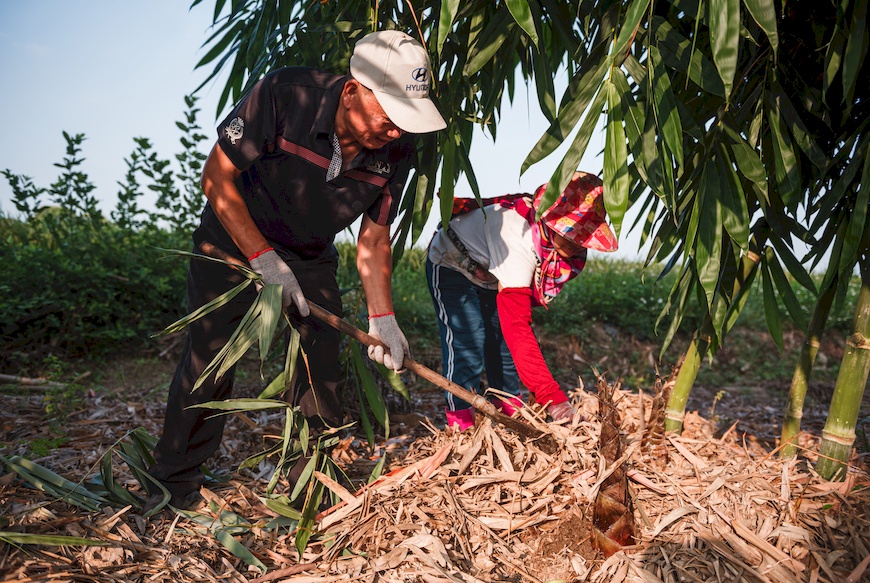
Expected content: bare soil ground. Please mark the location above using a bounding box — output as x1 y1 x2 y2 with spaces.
1 326 869 581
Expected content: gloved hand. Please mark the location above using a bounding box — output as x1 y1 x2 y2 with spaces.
548 400 577 423
367 313 409 372
248 249 310 317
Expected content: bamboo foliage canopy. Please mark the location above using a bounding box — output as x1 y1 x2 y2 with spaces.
191 0 870 351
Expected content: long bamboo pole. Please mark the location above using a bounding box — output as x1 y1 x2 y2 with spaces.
664 228 767 433
780 279 837 458
816 259 870 480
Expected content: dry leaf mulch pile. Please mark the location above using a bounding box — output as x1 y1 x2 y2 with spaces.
2 386 869 583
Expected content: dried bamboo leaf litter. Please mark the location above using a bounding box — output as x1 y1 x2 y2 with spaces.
1 385 869 582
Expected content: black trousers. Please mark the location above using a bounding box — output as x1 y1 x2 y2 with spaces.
149 246 343 497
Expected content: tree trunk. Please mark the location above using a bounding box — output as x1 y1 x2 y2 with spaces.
817 254 870 480
780 279 837 458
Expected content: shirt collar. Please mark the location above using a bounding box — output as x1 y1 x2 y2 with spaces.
312 75 350 140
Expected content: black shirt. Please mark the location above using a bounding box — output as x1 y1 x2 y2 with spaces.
194 67 415 260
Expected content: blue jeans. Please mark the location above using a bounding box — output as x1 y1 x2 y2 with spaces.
426 257 520 411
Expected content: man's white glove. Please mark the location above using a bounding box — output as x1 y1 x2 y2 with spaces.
367 313 409 372
248 249 310 317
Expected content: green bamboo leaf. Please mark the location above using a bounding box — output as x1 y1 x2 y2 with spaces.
765 247 808 331
193 296 261 390
259 326 300 399
843 0 869 101
696 164 723 307
761 253 784 350
355 368 376 447
440 129 457 229
506 0 539 46
463 10 515 76
766 101 801 207
375 362 411 401
351 343 389 435
684 191 702 269
605 75 630 237
522 45 609 174
456 132 482 202
295 479 323 556
156 280 252 336
290 451 318 502
819 220 848 293
5 456 108 506
214 529 267 573
263 495 303 521
770 83 827 171
411 136 437 245
0 532 108 547
191 398 292 412
437 0 460 57
658 263 695 355
649 46 684 169
613 66 648 182
535 88 608 217
726 128 767 193
653 17 726 97
195 21 246 69
807 153 862 236
709 0 740 99
715 148 750 248
256 283 282 365
741 0 779 55
532 47 558 123
823 29 846 99
215 308 261 379
724 249 763 333
769 236 817 294
613 0 651 62
98 454 140 508
839 143 870 277
239 441 282 471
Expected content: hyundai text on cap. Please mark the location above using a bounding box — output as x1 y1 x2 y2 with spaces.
350 30 447 134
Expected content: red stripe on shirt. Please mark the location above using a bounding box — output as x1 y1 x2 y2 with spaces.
277 136 330 168
277 137 391 188
372 186 392 225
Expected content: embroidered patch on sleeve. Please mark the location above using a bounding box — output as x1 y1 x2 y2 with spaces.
225 117 245 144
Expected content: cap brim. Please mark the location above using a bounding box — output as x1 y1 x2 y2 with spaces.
373 90 447 133
550 220 619 252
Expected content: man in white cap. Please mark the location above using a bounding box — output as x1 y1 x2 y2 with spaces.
146 30 445 512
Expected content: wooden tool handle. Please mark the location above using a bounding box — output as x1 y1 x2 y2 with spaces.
196 241 550 442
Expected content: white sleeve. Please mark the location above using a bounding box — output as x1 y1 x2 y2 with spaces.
485 209 537 288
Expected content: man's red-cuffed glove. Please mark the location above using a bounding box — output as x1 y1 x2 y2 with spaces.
248 249 310 317
367 313 409 372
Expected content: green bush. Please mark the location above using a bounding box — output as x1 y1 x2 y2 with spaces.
1 99 208 367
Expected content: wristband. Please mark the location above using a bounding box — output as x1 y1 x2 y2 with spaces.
368 311 395 320
247 247 274 262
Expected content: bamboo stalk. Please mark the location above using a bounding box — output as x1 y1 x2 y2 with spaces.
664 228 767 433
665 336 701 432
780 279 836 458
817 264 870 480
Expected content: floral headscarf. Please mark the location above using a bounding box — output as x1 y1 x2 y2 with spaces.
447 173 618 305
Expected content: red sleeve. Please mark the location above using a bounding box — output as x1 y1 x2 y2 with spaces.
496 287 568 406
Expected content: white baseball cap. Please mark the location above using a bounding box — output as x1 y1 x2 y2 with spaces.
350 30 447 134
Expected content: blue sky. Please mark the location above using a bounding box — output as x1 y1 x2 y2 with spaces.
0 1 641 256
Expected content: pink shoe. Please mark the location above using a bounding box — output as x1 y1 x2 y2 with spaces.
445 408 475 431
491 395 524 417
